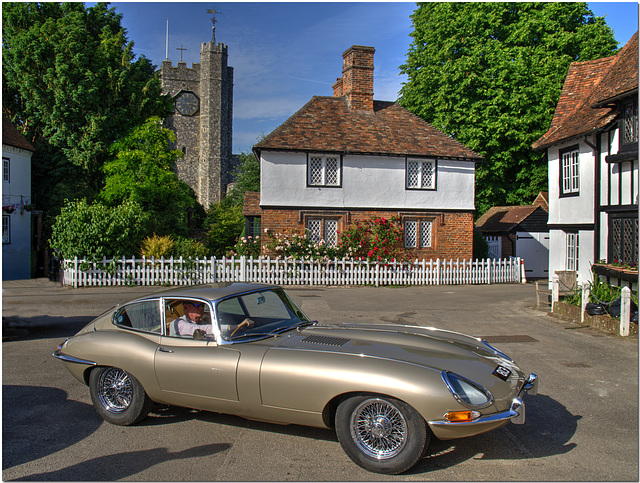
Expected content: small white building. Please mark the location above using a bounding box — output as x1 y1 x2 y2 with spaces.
533 32 638 289
2 116 35 280
252 45 483 260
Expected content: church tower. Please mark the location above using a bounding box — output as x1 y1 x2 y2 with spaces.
160 16 234 208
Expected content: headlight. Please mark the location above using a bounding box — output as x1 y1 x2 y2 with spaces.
441 371 493 409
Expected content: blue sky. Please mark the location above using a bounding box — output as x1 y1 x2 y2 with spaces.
109 2 639 154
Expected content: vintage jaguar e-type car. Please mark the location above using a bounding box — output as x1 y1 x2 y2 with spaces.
54 282 537 474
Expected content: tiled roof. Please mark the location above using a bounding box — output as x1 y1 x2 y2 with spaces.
533 31 638 150
254 96 482 161
2 116 35 152
475 205 540 233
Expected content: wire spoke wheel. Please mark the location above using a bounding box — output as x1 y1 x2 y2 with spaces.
97 367 134 413
350 398 408 459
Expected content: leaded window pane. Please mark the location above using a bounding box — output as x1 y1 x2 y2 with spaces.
325 220 338 246
613 217 639 266
420 220 432 247
407 161 420 188
309 157 323 185
421 161 435 189
405 221 417 248
612 219 622 261
307 219 322 243
325 157 339 185
623 100 638 145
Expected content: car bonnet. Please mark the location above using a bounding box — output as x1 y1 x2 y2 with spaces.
271 323 525 400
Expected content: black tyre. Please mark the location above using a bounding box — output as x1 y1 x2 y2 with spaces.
89 366 153 426
335 395 429 474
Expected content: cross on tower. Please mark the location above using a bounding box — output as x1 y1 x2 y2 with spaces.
176 44 187 62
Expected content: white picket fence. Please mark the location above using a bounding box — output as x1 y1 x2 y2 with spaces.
61 256 525 288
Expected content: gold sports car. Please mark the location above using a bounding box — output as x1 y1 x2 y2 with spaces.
54 282 538 474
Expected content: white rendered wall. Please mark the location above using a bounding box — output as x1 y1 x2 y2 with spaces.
2 145 32 280
548 229 594 285
547 139 596 225
260 151 475 210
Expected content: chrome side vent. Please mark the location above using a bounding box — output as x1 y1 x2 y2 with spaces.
302 335 349 347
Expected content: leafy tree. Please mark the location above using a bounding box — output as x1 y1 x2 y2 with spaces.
100 117 204 236
205 204 244 257
204 150 261 255
224 151 260 207
2 2 172 218
49 199 149 260
399 2 617 214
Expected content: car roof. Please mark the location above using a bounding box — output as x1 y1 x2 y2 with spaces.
127 282 279 305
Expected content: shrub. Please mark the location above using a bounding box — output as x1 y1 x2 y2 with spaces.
140 234 175 258
228 236 262 257
172 237 209 259
50 199 149 261
339 215 407 262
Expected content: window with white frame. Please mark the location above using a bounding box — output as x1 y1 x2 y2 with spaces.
566 232 579 271
404 219 433 248
306 218 338 247
406 159 436 190
3 158 9 183
2 215 10 244
308 154 340 187
560 146 579 196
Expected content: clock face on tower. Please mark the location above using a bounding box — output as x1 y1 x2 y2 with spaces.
175 91 199 116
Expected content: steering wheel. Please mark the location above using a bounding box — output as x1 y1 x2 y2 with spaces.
230 318 254 338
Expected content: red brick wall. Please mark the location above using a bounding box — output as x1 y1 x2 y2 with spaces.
261 208 473 260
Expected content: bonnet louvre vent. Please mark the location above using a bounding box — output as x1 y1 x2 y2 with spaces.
302 335 349 347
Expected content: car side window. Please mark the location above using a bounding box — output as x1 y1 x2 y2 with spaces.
114 300 162 334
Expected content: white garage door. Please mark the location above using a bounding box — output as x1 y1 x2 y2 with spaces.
516 232 549 279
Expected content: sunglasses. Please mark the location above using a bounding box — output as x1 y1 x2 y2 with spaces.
188 302 205 308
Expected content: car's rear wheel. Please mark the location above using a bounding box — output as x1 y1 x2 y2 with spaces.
335 395 429 474
89 366 153 426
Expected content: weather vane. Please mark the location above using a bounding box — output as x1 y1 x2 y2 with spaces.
206 7 221 42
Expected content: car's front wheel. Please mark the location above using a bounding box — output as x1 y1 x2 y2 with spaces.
89 366 153 426
335 395 429 474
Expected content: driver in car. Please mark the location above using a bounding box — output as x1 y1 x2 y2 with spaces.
175 302 213 338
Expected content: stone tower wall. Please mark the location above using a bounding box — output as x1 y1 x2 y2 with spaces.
160 40 233 208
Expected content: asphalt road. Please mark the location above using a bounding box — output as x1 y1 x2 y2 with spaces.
2 279 638 481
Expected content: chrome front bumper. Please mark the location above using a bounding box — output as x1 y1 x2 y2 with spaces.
429 373 538 427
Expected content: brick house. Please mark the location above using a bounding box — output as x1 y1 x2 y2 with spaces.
532 32 638 288
475 192 549 278
249 45 483 259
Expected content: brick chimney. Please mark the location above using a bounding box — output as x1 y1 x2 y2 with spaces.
332 45 375 111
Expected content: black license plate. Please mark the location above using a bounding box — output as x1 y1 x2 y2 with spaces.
493 365 511 381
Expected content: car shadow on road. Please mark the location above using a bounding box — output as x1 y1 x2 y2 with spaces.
3 316 93 342
141 404 339 443
409 394 580 474
12 443 231 481
2 385 102 470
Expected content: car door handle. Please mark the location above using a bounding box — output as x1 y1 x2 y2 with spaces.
158 347 174 353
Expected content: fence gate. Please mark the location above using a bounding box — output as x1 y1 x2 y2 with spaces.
485 236 501 259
